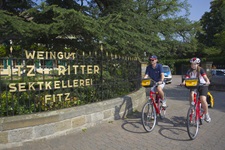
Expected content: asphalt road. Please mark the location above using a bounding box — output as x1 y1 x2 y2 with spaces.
4 75 225 150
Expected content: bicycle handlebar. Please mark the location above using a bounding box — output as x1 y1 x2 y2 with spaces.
178 83 209 90
179 83 209 86
142 78 163 86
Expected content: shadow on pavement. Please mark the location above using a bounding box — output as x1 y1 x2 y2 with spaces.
158 127 190 141
120 110 191 141
156 116 190 141
120 111 146 133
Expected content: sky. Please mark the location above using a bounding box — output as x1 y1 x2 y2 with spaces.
187 0 212 21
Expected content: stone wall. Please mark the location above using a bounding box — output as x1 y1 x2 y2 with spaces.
0 88 146 149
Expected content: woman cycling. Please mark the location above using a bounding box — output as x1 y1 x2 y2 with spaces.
181 57 211 123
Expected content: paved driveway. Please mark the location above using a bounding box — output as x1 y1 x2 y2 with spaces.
5 75 225 150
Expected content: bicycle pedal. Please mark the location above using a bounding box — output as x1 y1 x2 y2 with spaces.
162 106 168 109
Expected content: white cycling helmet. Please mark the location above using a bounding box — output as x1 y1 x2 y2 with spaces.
190 57 201 64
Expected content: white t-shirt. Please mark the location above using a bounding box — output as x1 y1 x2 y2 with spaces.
185 68 206 84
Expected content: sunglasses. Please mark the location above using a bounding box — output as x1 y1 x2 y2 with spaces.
150 59 156 61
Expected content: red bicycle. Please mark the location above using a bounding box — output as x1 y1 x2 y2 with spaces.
141 78 166 132
183 78 206 140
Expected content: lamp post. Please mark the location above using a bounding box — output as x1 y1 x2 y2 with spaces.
99 41 103 100
99 41 103 52
9 40 13 78
9 40 13 54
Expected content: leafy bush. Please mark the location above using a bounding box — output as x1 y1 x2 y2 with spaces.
0 44 7 57
0 91 36 116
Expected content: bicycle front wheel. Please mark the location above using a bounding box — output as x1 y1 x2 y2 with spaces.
187 106 199 140
141 102 156 132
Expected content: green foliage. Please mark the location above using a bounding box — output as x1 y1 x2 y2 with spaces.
0 44 7 57
195 0 225 59
0 91 36 116
0 0 35 15
202 47 221 56
197 0 225 47
35 92 83 111
0 0 200 60
214 31 225 55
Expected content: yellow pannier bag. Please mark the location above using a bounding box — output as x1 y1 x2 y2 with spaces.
185 78 199 89
207 92 214 108
141 78 154 87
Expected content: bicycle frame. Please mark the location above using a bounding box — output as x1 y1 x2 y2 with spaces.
150 91 161 115
141 79 166 132
193 91 204 124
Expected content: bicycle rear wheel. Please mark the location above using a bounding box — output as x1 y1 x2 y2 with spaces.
187 106 199 140
141 102 156 132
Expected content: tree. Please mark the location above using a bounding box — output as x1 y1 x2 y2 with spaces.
0 0 199 60
196 0 225 57
86 0 198 58
0 0 36 15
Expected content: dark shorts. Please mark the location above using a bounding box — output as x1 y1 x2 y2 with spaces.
190 86 208 97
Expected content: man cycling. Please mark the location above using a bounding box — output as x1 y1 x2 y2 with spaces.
181 57 211 123
144 55 167 108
